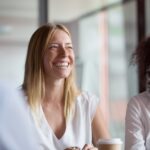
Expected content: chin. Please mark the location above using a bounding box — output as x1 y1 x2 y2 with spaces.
60 74 70 79
54 72 70 79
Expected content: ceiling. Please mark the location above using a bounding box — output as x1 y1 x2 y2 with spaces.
49 0 104 22
0 0 105 21
0 0 116 44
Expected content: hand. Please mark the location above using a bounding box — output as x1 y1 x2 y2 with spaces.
82 144 98 150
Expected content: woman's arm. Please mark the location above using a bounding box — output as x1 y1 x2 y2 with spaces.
125 97 145 150
92 102 110 145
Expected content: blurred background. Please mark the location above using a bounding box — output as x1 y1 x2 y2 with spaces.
0 0 150 149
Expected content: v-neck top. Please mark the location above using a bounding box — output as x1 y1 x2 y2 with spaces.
31 92 100 150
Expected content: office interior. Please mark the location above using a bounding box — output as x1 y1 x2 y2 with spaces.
0 0 150 148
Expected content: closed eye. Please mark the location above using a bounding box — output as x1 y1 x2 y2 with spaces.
48 44 59 50
65 43 73 50
66 46 73 49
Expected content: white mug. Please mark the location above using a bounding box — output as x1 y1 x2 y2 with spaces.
96 138 123 150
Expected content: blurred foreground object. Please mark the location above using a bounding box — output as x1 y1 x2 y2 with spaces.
0 81 39 150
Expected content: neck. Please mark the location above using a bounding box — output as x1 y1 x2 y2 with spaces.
44 78 65 103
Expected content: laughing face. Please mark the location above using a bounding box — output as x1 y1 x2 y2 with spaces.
43 29 75 80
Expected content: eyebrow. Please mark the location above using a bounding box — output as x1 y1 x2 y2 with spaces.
48 42 72 45
66 43 73 45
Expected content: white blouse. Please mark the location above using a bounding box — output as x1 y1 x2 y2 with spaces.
125 91 150 150
32 92 100 150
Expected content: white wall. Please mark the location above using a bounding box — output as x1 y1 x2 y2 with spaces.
0 46 27 87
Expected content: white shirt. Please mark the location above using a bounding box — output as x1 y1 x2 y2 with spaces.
32 92 100 150
125 91 150 150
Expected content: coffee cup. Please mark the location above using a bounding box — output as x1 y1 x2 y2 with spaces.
96 138 123 150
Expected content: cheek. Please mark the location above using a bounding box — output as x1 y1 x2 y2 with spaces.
70 52 75 64
44 52 55 63
43 54 53 71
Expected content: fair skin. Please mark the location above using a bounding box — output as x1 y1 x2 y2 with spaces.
92 104 110 145
43 29 73 139
42 29 109 150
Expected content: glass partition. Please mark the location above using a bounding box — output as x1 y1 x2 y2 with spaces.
108 0 138 142
76 1 137 149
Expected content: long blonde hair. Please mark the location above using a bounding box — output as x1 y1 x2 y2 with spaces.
22 24 79 119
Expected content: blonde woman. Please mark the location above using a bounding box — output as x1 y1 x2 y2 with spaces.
22 24 109 150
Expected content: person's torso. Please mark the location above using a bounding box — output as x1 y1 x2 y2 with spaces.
32 92 99 150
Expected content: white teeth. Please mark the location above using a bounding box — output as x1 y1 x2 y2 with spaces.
55 62 68 67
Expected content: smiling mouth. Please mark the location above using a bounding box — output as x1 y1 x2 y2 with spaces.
54 62 69 68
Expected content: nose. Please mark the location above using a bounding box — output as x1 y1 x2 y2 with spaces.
60 45 68 56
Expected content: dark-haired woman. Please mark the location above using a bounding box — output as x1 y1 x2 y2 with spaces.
125 37 150 150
